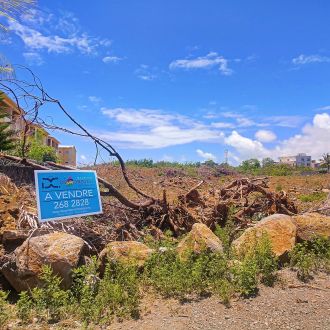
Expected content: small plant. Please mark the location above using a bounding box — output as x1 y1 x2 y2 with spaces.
289 242 315 281
232 256 258 297
275 184 283 192
144 229 178 250
17 265 70 323
92 261 140 323
298 191 327 203
232 233 278 296
143 249 230 300
0 290 11 327
70 257 100 324
212 279 233 306
290 236 330 281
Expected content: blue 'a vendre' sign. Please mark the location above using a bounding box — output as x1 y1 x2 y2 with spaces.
35 170 103 222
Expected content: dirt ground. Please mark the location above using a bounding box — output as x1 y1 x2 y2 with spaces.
93 165 330 212
111 270 330 330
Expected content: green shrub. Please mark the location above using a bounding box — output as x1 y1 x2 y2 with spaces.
232 256 258 297
92 261 140 323
212 278 233 306
232 233 278 295
0 290 11 327
72 259 140 325
143 230 178 250
17 265 70 323
290 236 330 281
298 192 327 203
254 235 278 286
70 257 100 324
143 250 229 300
11 140 58 162
289 242 315 281
214 219 237 258
16 291 33 321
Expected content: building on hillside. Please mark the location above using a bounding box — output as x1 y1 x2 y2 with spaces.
279 153 312 167
1 92 78 164
58 145 77 167
26 122 50 145
47 136 60 151
0 93 25 136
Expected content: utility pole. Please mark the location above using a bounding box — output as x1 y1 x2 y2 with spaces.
224 149 228 165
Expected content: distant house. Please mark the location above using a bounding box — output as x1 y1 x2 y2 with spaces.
1 92 77 166
0 93 25 136
279 153 312 167
47 136 60 151
58 145 77 167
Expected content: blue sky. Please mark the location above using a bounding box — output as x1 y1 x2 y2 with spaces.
1 0 330 165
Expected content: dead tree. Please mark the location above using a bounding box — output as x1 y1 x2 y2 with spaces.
0 66 160 210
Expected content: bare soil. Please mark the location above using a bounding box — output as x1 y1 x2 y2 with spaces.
111 270 330 330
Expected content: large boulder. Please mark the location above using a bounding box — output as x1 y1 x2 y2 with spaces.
293 213 330 241
232 214 296 258
176 223 223 258
0 232 85 292
99 241 154 271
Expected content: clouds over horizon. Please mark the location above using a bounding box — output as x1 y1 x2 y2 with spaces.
97 106 330 163
100 107 224 148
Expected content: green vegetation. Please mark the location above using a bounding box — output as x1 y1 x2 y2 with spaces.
0 234 329 327
0 290 11 328
17 265 70 323
289 236 330 281
11 140 58 163
298 191 327 203
110 157 323 177
113 158 202 168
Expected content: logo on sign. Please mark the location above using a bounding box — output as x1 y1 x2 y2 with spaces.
65 177 74 186
42 177 60 189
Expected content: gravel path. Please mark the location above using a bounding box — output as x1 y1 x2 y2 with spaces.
112 270 330 330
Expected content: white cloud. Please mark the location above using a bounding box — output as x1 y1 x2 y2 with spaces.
134 64 157 81
102 56 122 64
89 96 102 104
100 107 224 148
80 155 87 161
313 113 330 129
212 112 266 128
211 122 234 128
169 52 233 75
23 52 44 66
225 113 330 162
196 149 217 161
8 9 111 57
98 126 223 149
102 107 175 127
225 131 269 159
266 115 305 128
314 105 330 112
292 54 330 65
275 113 330 159
255 130 277 143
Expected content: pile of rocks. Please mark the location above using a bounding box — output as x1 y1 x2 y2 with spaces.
0 210 329 293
